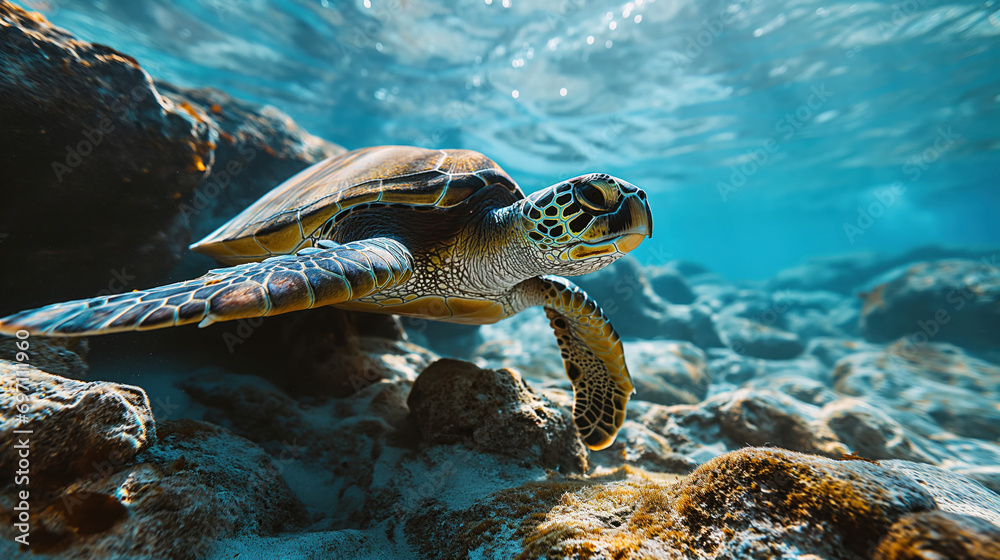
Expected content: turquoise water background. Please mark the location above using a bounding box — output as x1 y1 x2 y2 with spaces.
27 0 1000 279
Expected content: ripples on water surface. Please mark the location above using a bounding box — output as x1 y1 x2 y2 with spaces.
31 0 1000 278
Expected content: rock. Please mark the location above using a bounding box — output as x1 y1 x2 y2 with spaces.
832 342 1000 441
407 359 588 473
768 245 998 295
778 290 860 340
746 375 840 406
707 347 762 384
716 316 805 359
571 256 722 347
123 307 427 400
708 288 856 358
807 336 878 368
770 251 890 294
820 398 943 464
172 364 552 531
589 420 701 473
0 419 306 559
625 340 710 406
646 266 695 304
859 258 1000 351
949 463 1000 496
664 259 712 277
879 459 1000 528
667 303 725 349
154 83 342 245
705 348 831 389
628 389 851 466
0 3 209 306
570 256 667 334
715 389 848 458
872 510 1000 560
0 2 343 310
411 447 951 559
0 336 89 379
246 309 430 399
0 362 155 487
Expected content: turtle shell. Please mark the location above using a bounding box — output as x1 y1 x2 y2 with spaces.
190 146 524 263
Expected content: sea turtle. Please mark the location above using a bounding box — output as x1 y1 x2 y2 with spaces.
0 146 652 449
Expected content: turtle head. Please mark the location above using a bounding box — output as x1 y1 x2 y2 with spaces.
518 174 652 275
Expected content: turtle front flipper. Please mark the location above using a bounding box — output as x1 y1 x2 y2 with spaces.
526 275 635 450
0 238 413 337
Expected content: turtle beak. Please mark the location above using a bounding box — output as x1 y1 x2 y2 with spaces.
606 194 652 253
619 194 653 239
643 193 653 239
613 179 651 239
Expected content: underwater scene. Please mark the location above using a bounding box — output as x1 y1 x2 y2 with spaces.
1 0 999 558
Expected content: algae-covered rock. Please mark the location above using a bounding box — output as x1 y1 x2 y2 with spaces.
409 447 962 559
872 510 1000 560
0 361 155 487
408 359 588 473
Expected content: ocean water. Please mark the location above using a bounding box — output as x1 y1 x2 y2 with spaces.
27 0 1000 279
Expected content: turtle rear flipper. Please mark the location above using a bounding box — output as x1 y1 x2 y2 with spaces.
0 238 412 337
526 276 635 451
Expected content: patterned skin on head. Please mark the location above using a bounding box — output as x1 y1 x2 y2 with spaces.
517 174 652 276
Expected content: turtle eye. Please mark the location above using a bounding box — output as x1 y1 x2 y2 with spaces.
578 183 606 210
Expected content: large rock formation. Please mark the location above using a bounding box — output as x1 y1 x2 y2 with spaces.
0 1 343 310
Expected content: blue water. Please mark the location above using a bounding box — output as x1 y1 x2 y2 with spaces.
29 0 1000 279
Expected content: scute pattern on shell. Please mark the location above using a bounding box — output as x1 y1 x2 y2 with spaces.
191 146 523 262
